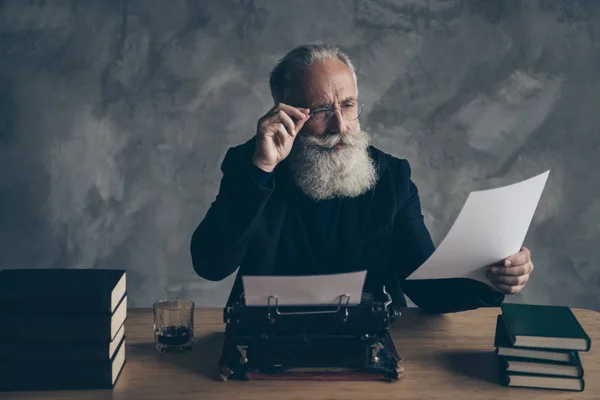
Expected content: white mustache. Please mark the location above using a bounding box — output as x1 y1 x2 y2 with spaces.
301 130 361 149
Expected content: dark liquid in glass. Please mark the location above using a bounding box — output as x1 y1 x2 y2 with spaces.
155 325 192 352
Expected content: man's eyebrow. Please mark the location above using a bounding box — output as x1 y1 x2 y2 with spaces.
310 97 357 109
309 102 331 109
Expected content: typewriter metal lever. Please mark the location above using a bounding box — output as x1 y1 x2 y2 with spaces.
371 342 384 365
236 345 248 364
267 294 351 323
382 286 393 309
383 285 400 321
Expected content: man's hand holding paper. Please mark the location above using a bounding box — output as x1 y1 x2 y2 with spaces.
406 170 548 297
487 246 535 295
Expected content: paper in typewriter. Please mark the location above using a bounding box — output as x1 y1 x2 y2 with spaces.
242 271 367 306
406 170 549 287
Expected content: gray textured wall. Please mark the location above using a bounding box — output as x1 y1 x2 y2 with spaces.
1 0 598 310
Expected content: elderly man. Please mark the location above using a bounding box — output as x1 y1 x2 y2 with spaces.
190 43 534 312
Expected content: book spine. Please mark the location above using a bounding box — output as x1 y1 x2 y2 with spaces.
0 376 115 391
0 294 112 314
0 315 113 341
0 343 111 361
0 366 114 391
566 310 592 351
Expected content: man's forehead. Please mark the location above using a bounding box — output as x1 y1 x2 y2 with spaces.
287 59 357 106
305 84 356 107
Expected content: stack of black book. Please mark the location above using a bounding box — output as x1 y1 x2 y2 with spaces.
495 303 591 392
0 269 127 391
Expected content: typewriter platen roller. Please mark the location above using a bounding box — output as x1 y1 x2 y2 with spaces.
218 290 404 382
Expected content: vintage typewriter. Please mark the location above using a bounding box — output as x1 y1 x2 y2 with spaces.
218 289 403 382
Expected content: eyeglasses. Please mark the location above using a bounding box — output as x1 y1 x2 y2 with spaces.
308 101 363 126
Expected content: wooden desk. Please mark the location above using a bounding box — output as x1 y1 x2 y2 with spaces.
4 307 598 400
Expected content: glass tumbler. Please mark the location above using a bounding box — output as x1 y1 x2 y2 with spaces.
153 299 194 353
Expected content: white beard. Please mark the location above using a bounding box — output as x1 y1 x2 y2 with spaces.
288 129 378 200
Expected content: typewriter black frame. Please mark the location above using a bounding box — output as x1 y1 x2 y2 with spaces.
218 290 403 382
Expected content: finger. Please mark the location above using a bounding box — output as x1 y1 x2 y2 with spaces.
262 122 284 139
493 283 524 295
281 105 311 132
489 263 533 276
274 124 292 147
293 111 311 133
270 105 311 134
505 246 530 267
273 103 309 121
276 110 297 137
487 271 529 286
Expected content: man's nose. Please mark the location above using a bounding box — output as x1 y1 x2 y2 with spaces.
326 108 347 134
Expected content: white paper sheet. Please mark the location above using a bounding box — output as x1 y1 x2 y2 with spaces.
242 270 367 306
406 170 550 286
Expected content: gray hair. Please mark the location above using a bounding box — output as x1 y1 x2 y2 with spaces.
269 43 358 105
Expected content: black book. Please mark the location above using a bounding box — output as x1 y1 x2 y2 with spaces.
498 353 583 378
0 268 126 314
494 314 577 363
0 322 125 361
0 294 127 342
0 336 127 391
500 303 591 351
503 371 585 392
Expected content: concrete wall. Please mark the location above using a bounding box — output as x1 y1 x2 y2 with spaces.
1 0 598 310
